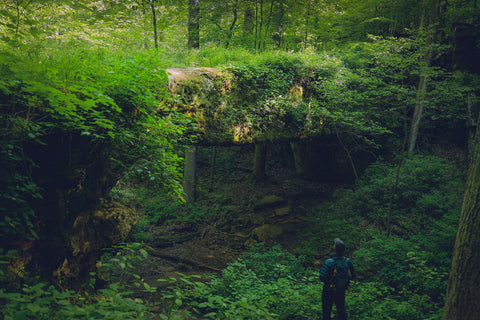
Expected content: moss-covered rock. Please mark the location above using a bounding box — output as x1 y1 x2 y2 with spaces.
254 195 286 210
252 224 283 242
275 205 292 216
53 199 136 288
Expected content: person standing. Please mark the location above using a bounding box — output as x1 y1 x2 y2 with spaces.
319 238 356 320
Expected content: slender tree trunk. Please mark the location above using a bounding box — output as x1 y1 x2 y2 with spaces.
262 0 275 49
254 0 258 50
303 3 311 49
182 145 197 202
443 112 480 319
149 0 159 50
188 0 200 49
209 146 216 192
257 0 264 51
225 1 238 48
243 0 255 42
141 0 149 49
408 74 428 153
290 141 306 175
407 0 440 153
15 2 21 36
466 94 477 159
276 3 285 49
14 0 34 36
253 143 267 182
386 107 409 238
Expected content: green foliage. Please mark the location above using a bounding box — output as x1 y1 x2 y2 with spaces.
0 139 42 241
329 154 464 235
174 45 257 67
347 280 443 320
294 154 463 318
354 234 447 299
0 2 477 318
121 187 225 224
206 48 401 144
0 41 190 242
157 244 322 320
0 282 149 319
96 243 150 286
302 154 463 270
0 249 16 284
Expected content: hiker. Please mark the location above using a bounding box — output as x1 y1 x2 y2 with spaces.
319 238 356 320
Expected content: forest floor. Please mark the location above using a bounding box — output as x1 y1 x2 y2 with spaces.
119 145 341 291
113 140 466 299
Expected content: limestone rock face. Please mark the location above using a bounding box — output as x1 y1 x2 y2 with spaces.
54 199 136 288
71 199 136 256
166 67 230 143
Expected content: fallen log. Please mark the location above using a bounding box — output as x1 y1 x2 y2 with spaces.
147 248 223 272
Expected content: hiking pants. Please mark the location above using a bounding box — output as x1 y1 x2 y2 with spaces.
322 289 347 320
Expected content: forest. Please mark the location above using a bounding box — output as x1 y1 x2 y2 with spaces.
1 0 480 319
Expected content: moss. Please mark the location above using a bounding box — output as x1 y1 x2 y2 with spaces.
253 224 284 242
254 195 286 210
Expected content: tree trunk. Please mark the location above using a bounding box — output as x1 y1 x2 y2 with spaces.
141 0 149 49
407 0 440 153
466 93 477 159
262 0 275 49
407 74 428 153
225 1 238 48
243 0 255 42
275 3 285 49
182 145 197 202
188 0 200 49
257 0 264 51
253 143 267 182
290 141 306 175
443 113 480 319
303 3 311 49
149 0 159 50
209 146 216 192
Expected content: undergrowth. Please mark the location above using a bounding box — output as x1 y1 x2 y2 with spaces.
1 153 464 319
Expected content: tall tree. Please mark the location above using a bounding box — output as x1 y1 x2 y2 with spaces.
204 0 240 47
225 0 239 48
146 0 159 49
443 112 480 319
243 0 255 47
407 0 441 153
188 0 200 49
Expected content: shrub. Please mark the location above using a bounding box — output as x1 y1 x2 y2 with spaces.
0 282 149 319
157 244 323 319
347 281 443 320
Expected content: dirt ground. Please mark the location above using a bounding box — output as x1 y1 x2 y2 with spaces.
129 145 339 286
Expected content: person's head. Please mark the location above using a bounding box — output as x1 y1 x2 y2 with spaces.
333 238 345 255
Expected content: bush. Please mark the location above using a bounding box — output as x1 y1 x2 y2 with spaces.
347 280 443 320
0 282 149 319
354 155 463 230
157 244 323 319
354 234 447 299
293 154 462 318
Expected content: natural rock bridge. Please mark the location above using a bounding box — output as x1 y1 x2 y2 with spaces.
165 67 369 201
14 65 373 289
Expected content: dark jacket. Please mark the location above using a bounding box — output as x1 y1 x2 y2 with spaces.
319 254 356 290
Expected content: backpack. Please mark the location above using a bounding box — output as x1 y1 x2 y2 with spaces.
329 257 350 291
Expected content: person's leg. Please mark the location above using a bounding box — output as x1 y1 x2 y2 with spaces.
322 289 334 320
334 291 347 320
